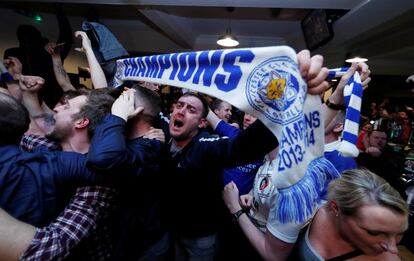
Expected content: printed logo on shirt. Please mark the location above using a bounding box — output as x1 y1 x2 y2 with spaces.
259 177 269 190
245 56 306 125
255 173 273 201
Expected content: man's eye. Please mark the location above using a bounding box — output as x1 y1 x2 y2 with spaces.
367 230 380 236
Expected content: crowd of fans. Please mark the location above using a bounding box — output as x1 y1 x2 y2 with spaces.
0 9 412 261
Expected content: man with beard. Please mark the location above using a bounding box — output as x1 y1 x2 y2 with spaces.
0 77 118 260
0 90 111 226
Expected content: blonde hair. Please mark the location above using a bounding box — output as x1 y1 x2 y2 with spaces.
328 169 408 216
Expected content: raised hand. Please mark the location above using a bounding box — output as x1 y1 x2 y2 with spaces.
111 88 143 122
330 62 371 105
143 127 166 143
3 56 22 80
240 194 253 210
223 181 242 214
19 75 45 93
74 31 92 53
297 50 329 95
44 42 65 57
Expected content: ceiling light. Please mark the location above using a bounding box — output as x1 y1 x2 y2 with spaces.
217 28 239 47
345 57 368 63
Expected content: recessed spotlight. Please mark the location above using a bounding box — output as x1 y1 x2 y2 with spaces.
345 57 368 63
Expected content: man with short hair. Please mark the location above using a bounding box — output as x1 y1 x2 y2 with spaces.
0 91 109 226
211 99 233 123
0 79 117 260
357 129 404 194
87 85 168 260
165 49 333 260
365 129 387 155
166 92 278 260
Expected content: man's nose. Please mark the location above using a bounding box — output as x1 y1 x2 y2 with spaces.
176 106 186 114
382 237 398 254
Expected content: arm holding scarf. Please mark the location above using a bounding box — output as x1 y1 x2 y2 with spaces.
323 63 371 129
324 63 371 157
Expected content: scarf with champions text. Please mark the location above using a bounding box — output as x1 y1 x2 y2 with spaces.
114 46 360 224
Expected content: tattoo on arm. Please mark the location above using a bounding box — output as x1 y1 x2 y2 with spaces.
57 63 68 78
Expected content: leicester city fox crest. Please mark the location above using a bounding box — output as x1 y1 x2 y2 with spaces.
245 56 306 125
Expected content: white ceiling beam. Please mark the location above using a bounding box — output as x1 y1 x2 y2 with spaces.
137 7 194 49
8 0 362 10
320 0 414 52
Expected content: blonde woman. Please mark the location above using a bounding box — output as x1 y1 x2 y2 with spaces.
296 169 408 260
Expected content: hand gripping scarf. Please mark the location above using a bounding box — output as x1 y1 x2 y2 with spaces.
114 46 361 224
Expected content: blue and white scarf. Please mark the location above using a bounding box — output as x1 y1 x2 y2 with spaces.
328 68 363 157
114 46 359 223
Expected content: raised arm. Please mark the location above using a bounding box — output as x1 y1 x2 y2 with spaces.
206 108 221 130
19 75 55 135
206 108 242 138
323 63 371 128
3 56 23 100
75 31 107 89
45 42 76 92
0 208 35 261
88 89 161 174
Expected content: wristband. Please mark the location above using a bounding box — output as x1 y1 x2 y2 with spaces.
232 209 246 222
325 99 346 111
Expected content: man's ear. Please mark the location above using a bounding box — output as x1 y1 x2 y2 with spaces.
329 200 339 215
333 123 344 133
75 117 90 129
198 118 207 129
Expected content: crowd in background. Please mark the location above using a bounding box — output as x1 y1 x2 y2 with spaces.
0 6 412 261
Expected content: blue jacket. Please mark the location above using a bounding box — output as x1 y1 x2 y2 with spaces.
87 114 165 260
166 120 278 237
0 145 106 227
215 120 263 195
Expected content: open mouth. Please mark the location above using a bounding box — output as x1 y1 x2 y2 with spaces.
174 119 184 128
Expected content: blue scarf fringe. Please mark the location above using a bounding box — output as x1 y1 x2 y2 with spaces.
271 157 340 224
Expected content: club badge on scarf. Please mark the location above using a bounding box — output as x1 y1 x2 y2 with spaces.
114 46 340 224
